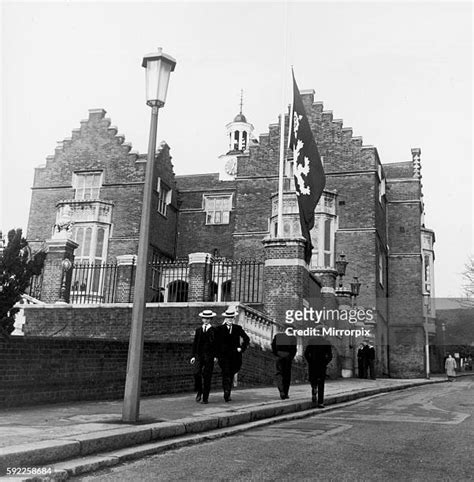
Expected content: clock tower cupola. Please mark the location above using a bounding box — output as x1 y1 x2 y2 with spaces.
219 90 257 180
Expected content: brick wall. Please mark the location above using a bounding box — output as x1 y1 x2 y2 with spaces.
234 178 277 236
0 337 308 407
328 174 376 229
176 212 235 259
388 326 425 378
175 176 236 258
23 304 229 342
0 337 190 407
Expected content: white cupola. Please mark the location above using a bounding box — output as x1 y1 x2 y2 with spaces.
218 91 258 181
225 90 255 154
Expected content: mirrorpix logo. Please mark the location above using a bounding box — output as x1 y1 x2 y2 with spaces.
284 307 375 338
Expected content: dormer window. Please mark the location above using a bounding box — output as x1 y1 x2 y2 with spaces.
73 172 102 200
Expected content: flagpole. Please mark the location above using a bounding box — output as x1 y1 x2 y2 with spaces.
277 0 289 238
277 99 286 238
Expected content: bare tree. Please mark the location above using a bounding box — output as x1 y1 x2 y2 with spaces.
462 255 474 301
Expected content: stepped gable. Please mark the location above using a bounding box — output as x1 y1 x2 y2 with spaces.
154 140 176 191
32 109 158 188
299 90 380 173
240 89 381 178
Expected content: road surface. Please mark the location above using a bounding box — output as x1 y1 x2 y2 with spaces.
76 378 473 481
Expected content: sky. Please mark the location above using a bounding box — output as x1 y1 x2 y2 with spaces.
1 1 472 298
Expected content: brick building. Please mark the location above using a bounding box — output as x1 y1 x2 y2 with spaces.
25 91 436 378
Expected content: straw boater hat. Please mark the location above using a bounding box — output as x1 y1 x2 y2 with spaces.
222 307 238 318
198 309 216 318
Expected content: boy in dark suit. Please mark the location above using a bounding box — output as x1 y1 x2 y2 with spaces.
304 335 333 408
363 341 376 380
215 307 250 402
190 309 217 404
272 330 297 399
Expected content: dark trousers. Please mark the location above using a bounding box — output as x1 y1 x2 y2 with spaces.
311 377 326 404
358 358 366 378
193 355 214 401
367 360 376 380
309 368 327 405
218 355 241 397
276 357 293 396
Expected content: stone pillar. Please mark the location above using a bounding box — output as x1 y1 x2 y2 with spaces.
312 268 338 310
116 255 137 303
336 288 354 378
42 238 78 303
262 237 308 324
188 253 214 302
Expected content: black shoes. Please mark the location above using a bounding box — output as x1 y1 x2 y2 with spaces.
224 391 231 402
280 392 289 400
195 392 202 402
201 400 208 404
317 403 325 408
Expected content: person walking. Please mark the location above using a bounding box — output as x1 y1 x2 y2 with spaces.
357 343 366 379
190 309 217 404
215 307 250 402
364 341 376 380
304 335 333 408
445 354 457 382
272 329 297 400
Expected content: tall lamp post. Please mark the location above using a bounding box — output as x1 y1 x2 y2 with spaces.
123 48 176 423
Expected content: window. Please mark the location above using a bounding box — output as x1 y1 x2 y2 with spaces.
378 252 384 287
424 254 431 293
204 195 232 225
308 193 336 269
72 225 108 264
379 178 386 203
156 178 172 216
323 218 332 266
284 159 295 191
377 165 385 203
310 214 335 269
71 224 109 296
74 172 102 200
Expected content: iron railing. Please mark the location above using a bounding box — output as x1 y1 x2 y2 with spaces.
33 257 265 304
210 258 264 303
69 262 119 304
26 272 43 300
149 258 189 302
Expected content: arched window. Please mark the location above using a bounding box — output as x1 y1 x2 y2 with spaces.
167 280 189 302
209 281 218 301
242 131 248 150
222 280 232 302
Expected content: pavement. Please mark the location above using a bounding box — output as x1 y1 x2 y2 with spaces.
1 374 471 480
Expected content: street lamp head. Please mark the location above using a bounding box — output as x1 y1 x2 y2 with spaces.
335 253 348 277
142 48 177 107
351 276 361 297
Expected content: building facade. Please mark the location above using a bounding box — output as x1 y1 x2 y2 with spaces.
26 91 436 377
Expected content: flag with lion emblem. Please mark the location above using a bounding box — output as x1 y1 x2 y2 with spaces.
288 71 326 264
